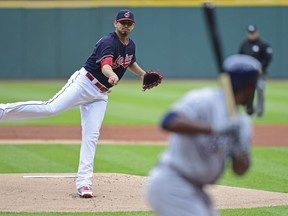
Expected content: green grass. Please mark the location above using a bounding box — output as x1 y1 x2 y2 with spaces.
0 144 163 176
219 147 288 193
0 80 287 125
1 205 288 215
1 205 288 216
0 144 287 193
221 206 288 216
0 145 287 215
0 80 287 215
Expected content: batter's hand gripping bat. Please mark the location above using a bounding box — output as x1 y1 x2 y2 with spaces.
203 2 236 118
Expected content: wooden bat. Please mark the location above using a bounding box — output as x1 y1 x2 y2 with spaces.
203 2 236 118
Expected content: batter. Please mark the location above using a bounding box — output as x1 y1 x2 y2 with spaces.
0 9 149 198
146 55 261 216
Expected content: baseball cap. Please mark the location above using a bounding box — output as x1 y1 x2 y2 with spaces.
223 54 261 91
116 10 135 23
247 24 257 33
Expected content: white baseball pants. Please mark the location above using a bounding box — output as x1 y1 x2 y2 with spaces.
0 67 108 189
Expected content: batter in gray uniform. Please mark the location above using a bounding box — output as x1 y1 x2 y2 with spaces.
146 55 261 216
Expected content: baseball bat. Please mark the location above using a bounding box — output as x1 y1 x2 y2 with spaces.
203 2 236 118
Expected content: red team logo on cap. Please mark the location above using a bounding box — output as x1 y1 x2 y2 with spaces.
124 12 130 18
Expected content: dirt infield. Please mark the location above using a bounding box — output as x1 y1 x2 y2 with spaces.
1 173 288 212
0 125 287 212
0 124 287 146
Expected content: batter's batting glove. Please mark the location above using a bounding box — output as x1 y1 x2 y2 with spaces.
142 70 163 91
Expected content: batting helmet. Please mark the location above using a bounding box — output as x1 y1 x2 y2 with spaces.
223 54 261 92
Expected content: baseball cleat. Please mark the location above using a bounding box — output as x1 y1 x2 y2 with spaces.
78 186 93 198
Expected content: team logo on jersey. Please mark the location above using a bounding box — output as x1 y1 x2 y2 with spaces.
112 54 133 68
252 45 259 52
124 12 130 18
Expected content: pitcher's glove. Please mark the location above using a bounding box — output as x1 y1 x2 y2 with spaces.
142 70 163 91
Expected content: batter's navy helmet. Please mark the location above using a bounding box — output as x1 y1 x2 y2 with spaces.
223 54 261 92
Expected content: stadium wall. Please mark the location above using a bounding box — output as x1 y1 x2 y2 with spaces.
0 3 287 79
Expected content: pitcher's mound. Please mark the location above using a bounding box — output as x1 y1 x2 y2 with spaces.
0 173 287 212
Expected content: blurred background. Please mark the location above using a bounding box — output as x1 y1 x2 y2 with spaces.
0 0 287 79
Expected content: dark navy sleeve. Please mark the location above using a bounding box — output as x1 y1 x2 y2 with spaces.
259 41 273 72
83 36 115 74
94 38 114 64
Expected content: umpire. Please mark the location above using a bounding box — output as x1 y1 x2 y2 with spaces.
239 24 273 117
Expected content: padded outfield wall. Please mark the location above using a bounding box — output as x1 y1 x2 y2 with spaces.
0 0 287 79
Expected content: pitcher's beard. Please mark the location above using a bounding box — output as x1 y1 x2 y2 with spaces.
120 31 128 37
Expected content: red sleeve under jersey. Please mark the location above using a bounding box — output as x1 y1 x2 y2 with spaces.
100 57 113 68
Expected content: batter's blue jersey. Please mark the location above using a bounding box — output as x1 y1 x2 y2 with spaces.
84 32 136 88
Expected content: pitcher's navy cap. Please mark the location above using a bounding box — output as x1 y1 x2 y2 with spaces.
223 54 261 91
116 10 135 23
247 24 257 33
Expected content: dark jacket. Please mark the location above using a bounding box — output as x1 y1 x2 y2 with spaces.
239 38 272 74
